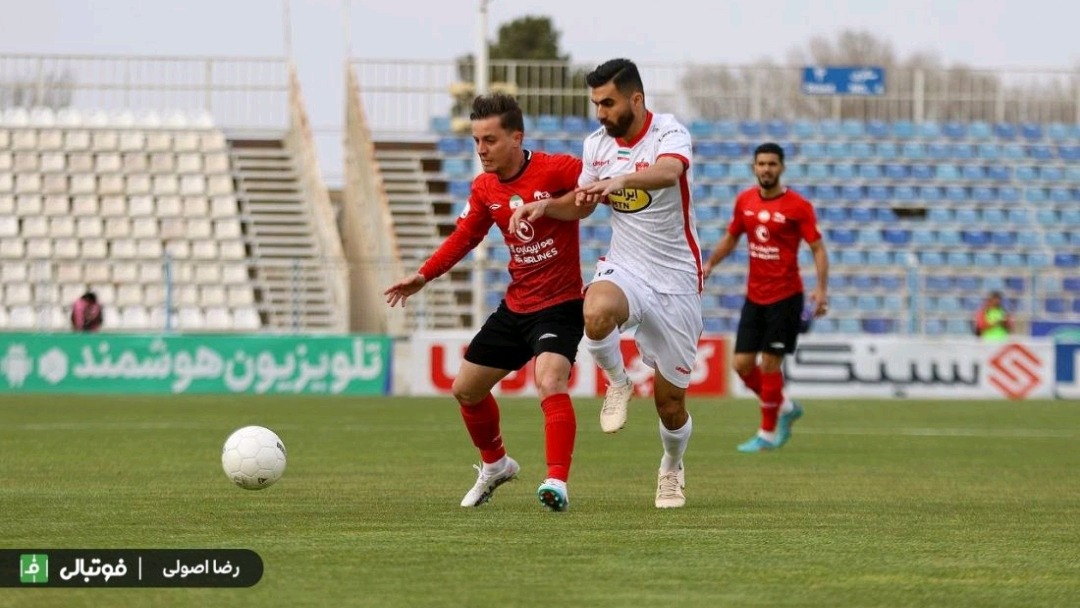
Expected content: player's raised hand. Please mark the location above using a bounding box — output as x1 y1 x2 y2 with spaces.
509 200 548 235
384 273 427 307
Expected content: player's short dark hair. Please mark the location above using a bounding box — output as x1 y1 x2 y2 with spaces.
754 142 785 164
470 93 524 133
585 58 644 96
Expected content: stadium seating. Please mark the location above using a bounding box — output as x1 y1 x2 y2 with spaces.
0 109 260 332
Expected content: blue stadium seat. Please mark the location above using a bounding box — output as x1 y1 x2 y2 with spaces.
901 142 925 159
867 120 889 139
799 141 825 159
1036 208 1059 225
968 121 992 140
1020 122 1042 141
858 228 883 245
868 250 893 266
998 186 1020 203
837 318 861 333
807 163 830 180
831 295 856 312
692 183 710 202
785 164 805 180
973 251 997 267
535 115 561 133
1026 188 1048 203
442 157 471 177
696 141 722 158
927 142 950 160
841 185 863 203
765 119 789 138
813 318 838 334
702 317 727 334
1027 252 1049 267
689 119 714 139
989 229 1015 246
921 186 945 203
945 185 967 202
977 143 1000 160
720 141 743 158
936 164 960 181
918 122 941 139
863 318 895 334
878 275 903 291
971 186 994 203
1017 231 1040 247
729 163 753 180
828 228 857 245
821 206 847 223
943 122 966 140
562 116 589 134
699 162 727 180
867 185 889 201
1045 231 1069 247
954 208 979 224
883 294 904 311
909 164 933 181
832 163 856 181
937 228 962 246
882 228 910 245
994 122 1017 140
986 165 1011 181
962 230 990 246
873 141 897 159
1055 253 1079 268
894 185 917 203
1059 145 1080 162
945 319 973 335
952 144 976 161
449 180 472 198
827 142 850 159
926 275 951 291
715 120 738 138
840 250 865 265
892 120 915 139
1002 143 1026 160
851 141 873 158
1049 187 1072 203
911 228 934 245
793 120 816 139
1064 277 1080 292
856 295 879 311
1030 145 1054 161
1000 252 1024 267
927 209 953 227
938 295 963 313
1048 123 1071 141
820 120 842 138
712 184 736 201
851 207 876 223
962 165 985 180
1067 166 1080 182
739 120 763 138
842 120 864 138
1062 209 1080 225
543 138 573 155
876 207 897 223
919 251 945 266
885 163 908 180
1042 166 1065 182
859 164 882 180
430 116 453 134
1045 297 1068 314
438 136 468 155
850 274 875 290
719 294 745 310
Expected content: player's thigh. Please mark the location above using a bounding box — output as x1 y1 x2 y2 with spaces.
636 292 703 390
532 352 574 396
761 293 804 356
453 360 511 404
734 299 768 354
464 303 534 372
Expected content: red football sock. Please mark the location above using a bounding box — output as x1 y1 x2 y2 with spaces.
541 393 576 482
459 393 505 464
759 370 785 432
738 366 763 396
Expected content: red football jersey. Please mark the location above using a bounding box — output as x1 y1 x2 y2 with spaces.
727 187 821 305
419 151 584 314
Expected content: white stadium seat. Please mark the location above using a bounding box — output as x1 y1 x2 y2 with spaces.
210 195 238 217
174 285 199 306
38 129 63 150
146 132 171 152
123 152 149 172
70 174 95 194
227 286 255 307
157 195 182 218
0 194 12 215
60 283 85 305
153 174 179 195
204 153 229 174
143 284 165 306
14 152 39 172
182 196 209 217
159 218 186 239
173 132 199 152
83 263 110 283
95 152 122 172
187 218 212 239
139 262 164 283
200 131 227 152
98 174 124 195
92 130 118 150
0 130 9 148
204 307 231 330
8 306 35 329
41 152 66 172
42 195 69 216
233 307 261 330
116 284 143 307
1 262 28 282
68 152 94 172
111 262 138 283
48 216 75 237
120 306 151 330
218 240 245 260
22 216 48 237
119 131 145 151
177 306 205 330
0 151 11 171
136 239 163 259
111 238 137 259
194 263 222 284
0 216 18 238
221 263 248 284
72 195 99 216
16 195 43 215
81 238 108 259
191 239 218 260
200 285 226 307
0 240 26 258
12 130 38 150
15 173 42 194
207 175 233 196
53 238 80 259
180 175 206 195
5 283 33 305
177 153 202 173
25 237 52 258
125 174 151 195
0 173 12 193
150 152 175 172
214 218 242 239
42 174 68 195
132 217 158 238
100 195 127 217
165 240 191 259
64 130 91 151
128 195 153 216
76 217 103 238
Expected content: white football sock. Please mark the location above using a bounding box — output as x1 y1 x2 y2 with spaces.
583 331 628 385
779 397 795 414
659 415 692 473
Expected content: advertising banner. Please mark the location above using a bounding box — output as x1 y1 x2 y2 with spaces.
409 331 727 397
0 333 391 395
731 336 1055 400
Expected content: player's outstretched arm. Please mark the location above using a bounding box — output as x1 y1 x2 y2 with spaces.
384 273 427 308
703 233 739 279
508 191 595 234
808 239 829 317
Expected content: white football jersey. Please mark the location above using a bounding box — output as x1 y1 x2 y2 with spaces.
579 112 703 294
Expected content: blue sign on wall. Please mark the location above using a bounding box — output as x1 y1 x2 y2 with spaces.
802 66 885 96
1055 342 1080 399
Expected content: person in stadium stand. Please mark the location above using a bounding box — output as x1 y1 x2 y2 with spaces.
703 142 829 453
512 58 701 509
385 93 593 512
70 290 103 332
972 290 1013 342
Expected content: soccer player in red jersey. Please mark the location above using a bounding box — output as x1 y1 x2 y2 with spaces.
385 94 591 511
703 142 829 452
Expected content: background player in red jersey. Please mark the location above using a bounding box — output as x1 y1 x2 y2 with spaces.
384 93 590 510
703 142 829 453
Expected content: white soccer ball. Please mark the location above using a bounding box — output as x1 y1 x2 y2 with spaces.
221 426 287 490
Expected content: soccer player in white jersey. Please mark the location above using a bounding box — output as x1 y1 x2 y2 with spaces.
511 58 703 508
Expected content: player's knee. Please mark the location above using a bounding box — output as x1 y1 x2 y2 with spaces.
655 395 687 425
534 373 569 400
583 306 617 339
732 356 756 377
451 380 485 406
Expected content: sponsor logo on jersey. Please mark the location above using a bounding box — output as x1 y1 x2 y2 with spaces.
755 225 770 242
592 159 610 168
607 188 653 213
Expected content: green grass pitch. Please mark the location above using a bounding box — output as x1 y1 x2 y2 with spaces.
1 394 1078 607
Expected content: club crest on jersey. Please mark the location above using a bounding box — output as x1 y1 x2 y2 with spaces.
635 161 650 172
608 188 653 213
755 225 770 242
757 210 771 223
515 219 535 243
509 194 524 210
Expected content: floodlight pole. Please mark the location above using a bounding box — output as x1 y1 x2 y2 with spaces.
471 0 492 330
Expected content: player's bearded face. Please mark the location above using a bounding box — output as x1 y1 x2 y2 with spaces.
601 105 634 138
754 154 784 189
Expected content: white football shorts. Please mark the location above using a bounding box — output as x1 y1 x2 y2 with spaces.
587 259 703 389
